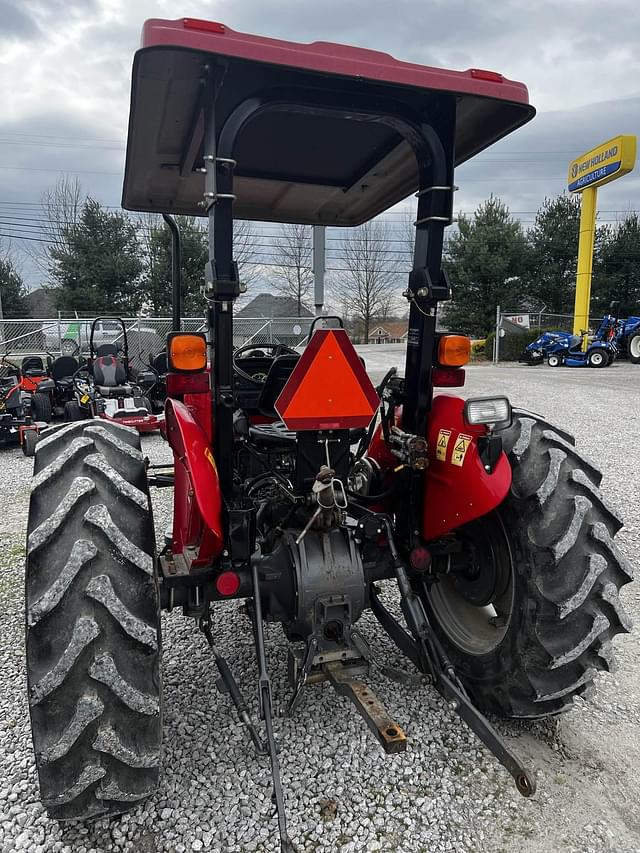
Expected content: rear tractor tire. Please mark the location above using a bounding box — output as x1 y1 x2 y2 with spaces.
423 411 633 718
628 332 640 364
25 421 161 819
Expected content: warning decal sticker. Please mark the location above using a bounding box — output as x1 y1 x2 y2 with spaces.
436 429 452 462
451 433 473 467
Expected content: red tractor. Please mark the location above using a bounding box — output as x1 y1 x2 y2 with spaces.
25 19 632 852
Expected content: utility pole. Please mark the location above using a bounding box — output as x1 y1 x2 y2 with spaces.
312 225 326 317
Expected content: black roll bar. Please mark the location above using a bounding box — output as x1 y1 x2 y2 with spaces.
162 214 182 332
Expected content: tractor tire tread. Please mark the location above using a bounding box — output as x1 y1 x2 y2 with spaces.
25 420 161 820
428 412 632 719
498 413 631 716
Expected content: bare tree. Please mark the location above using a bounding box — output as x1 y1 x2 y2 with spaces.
335 220 402 343
234 219 262 309
270 223 313 315
28 176 84 277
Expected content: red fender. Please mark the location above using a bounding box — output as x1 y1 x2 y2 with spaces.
165 398 224 564
367 394 512 540
422 394 511 539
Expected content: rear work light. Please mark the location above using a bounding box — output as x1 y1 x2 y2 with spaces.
168 332 207 373
464 396 512 429
438 335 471 367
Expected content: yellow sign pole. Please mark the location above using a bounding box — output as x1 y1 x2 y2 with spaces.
568 135 636 350
573 186 597 346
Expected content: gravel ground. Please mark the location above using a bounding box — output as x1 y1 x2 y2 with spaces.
1 355 639 853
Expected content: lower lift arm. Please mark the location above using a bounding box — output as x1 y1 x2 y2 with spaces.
373 514 536 798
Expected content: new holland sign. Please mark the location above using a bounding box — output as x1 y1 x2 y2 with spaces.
568 135 636 193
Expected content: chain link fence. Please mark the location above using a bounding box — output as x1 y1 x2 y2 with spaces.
0 316 315 366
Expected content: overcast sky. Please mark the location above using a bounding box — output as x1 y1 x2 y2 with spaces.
1 0 639 287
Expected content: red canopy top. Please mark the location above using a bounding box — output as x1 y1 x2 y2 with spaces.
122 18 535 225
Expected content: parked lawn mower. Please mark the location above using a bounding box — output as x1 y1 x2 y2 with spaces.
24 19 632 853
44 354 82 418
63 318 162 432
521 313 620 367
543 313 619 367
0 355 54 423
0 359 42 455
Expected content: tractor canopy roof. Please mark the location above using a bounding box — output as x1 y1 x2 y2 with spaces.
122 17 535 226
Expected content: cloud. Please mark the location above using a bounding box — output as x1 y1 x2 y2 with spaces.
0 0 638 287
0 0 41 39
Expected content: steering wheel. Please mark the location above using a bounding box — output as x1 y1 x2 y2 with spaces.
233 342 298 386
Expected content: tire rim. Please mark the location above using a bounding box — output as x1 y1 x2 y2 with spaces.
631 337 640 359
427 514 514 655
590 351 604 366
548 355 559 366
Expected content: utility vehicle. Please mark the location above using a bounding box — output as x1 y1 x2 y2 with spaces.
25 19 632 852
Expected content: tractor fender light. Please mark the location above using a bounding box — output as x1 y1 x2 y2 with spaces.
464 396 512 429
432 367 465 387
216 571 240 597
438 335 471 367
168 332 207 372
166 371 209 396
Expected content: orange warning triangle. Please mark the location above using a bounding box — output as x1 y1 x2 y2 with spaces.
275 329 379 431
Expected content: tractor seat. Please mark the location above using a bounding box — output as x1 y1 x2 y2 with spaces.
249 420 296 446
256 354 299 418
93 355 132 397
96 384 134 397
51 356 80 385
21 356 46 377
96 343 120 357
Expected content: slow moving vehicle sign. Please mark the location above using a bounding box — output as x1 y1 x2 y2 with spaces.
275 329 379 431
568 135 636 193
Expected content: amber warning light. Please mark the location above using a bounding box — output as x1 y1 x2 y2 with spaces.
275 329 380 431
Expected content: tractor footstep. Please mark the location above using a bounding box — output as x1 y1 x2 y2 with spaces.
324 661 406 754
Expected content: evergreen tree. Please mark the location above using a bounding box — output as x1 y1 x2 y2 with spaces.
592 214 640 317
50 198 143 315
527 194 580 313
0 254 28 318
444 197 529 336
142 216 208 316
